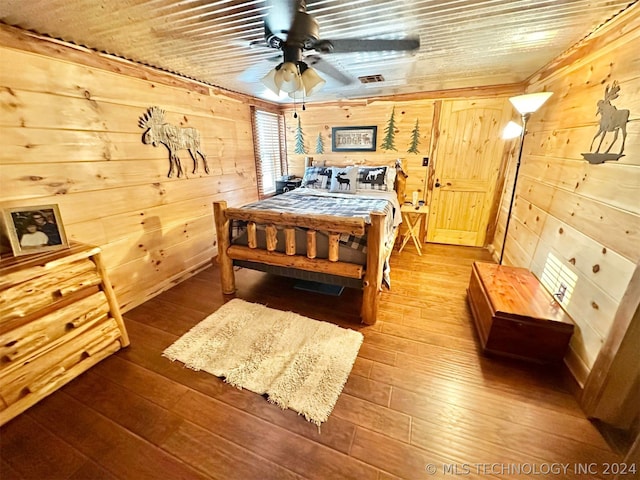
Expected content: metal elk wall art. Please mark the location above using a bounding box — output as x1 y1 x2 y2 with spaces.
139 106 209 178
582 81 631 164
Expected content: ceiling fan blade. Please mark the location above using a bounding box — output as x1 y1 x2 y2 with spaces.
312 37 420 54
248 39 269 49
305 55 354 86
264 0 299 44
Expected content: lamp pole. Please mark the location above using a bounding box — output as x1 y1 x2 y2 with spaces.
499 112 530 265
498 90 552 265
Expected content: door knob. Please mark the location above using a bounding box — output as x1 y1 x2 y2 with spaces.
434 178 441 188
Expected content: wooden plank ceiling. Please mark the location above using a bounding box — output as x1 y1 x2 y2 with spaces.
0 0 635 103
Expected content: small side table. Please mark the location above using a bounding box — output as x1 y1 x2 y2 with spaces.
399 204 429 255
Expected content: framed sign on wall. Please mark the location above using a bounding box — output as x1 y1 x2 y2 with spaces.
331 126 377 152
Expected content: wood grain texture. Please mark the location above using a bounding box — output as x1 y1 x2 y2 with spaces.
0 244 621 479
0 246 128 426
490 6 640 389
0 33 260 312
282 99 436 205
468 262 575 363
225 208 366 235
427 98 513 246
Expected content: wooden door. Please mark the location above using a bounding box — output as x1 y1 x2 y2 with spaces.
427 98 512 246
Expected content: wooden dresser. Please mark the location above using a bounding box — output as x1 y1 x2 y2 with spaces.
0 245 129 425
467 261 574 364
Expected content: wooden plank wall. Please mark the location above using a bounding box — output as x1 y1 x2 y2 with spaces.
282 99 435 204
2 4 637 394
0 25 261 312
281 86 523 207
490 5 640 386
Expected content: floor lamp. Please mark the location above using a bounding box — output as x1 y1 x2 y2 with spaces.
499 91 553 265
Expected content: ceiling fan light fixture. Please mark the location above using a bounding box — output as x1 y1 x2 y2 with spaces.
300 66 326 95
277 62 302 93
261 65 282 95
288 88 305 99
261 59 326 98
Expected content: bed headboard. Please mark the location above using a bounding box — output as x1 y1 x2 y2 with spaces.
394 159 408 206
312 158 408 206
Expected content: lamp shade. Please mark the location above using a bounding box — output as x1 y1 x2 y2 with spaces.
261 67 281 96
301 67 326 96
509 92 553 115
288 88 304 99
277 62 302 93
502 121 523 139
261 60 326 98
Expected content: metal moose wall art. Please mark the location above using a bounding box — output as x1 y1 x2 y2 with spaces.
581 81 630 164
139 106 210 178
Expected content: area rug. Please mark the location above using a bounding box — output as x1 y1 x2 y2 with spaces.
162 298 363 426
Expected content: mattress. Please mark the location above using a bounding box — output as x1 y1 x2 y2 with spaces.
230 188 401 265
229 188 401 287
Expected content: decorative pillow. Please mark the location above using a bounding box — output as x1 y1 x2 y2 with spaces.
329 166 358 194
301 166 332 189
357 165 392 191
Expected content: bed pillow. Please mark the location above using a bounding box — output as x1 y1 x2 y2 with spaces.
357 165 394 191
301 166 332 189
329 166 358 194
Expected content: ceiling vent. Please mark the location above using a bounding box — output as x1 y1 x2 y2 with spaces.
358 74 385 84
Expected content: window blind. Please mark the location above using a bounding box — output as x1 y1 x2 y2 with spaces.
251 108 287 197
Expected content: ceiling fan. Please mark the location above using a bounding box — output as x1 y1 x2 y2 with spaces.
243 0 420 97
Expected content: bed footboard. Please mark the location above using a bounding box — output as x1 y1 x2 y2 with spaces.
212 200 385 325
213 201 236 295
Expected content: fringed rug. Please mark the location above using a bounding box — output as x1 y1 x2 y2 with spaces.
163 298 363 426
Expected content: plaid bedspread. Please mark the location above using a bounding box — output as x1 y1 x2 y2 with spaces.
231 190 396 252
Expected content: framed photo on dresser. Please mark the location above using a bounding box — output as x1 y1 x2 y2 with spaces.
2 204 69 256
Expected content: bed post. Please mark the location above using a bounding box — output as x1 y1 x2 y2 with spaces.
213 201 236 294
361 212 385 325
395 158 408 206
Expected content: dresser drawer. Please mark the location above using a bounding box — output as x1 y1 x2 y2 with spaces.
0 317 122 414
0 244 129 426
0 258 101 322
0 290 110 366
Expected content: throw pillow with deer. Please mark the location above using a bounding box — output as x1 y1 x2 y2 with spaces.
329 167 358 194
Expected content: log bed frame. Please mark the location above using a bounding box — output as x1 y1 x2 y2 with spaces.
213 163 407 325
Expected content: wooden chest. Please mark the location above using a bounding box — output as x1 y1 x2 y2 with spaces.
467 261 574 364
0 245 129 425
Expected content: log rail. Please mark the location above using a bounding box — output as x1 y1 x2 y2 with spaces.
213 201 385 325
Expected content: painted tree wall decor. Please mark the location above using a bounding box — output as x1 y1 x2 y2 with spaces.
315 132 325 154
407 118 420 154
294 117 307 154
380 107 398 151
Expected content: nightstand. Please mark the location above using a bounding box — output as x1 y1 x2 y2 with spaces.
399 204 429 255
275 178 302 194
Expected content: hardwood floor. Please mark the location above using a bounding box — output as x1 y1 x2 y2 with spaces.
1 244 623 479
